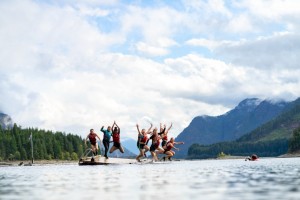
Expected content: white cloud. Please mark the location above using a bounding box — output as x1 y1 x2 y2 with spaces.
119 5 183 54
134 42 169 57
226 13 254 33
215 32 300 69
185 38 233 51
78 5 111 17
234 0 300 21
182 0 232 17
0 0 300 141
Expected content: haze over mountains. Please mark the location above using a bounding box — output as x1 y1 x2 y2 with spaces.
175 98 290 158
0 113 13 129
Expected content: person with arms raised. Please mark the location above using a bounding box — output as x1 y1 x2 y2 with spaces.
136 123 152 162
109 121 125 154
147 126 165 162
101 124 112 159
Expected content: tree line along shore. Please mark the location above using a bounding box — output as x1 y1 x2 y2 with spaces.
1 124 300 164
0 124 87 162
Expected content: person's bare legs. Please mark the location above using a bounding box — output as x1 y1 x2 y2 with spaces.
109 146 117 153
164 151 173 160
119 145 125 153
151 151 158 161
136 149 144 162
91 144 98 155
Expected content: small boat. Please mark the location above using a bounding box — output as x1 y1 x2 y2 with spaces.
78 149 174 165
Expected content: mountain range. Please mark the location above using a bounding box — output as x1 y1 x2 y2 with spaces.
188 97 300 158
121 137 139 155
175 98 290 158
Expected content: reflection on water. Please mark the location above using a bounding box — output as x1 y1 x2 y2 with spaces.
0 158 300 200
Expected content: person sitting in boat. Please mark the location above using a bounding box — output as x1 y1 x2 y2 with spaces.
85 129 101 156
101 124 113 159
109 121 125 154
245 154 259 161
136 123 152 162
162 137 184 161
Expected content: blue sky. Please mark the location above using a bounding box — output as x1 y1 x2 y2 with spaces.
0 0 300 139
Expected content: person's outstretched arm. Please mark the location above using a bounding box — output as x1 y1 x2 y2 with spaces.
166 123 172 133
115 121 120 133
100 126 105 133
174 141 184 145
136 124 142 136
114 121 119 128
96 133 102 143
159 125 166 135
147 123 153 134
112 121 116 130
85 134 89 145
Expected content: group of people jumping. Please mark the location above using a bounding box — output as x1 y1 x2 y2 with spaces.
136 123 184 162
85 121 184 162
85 121 124 159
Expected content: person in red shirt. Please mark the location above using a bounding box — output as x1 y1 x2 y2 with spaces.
136 123 152 162
162 137 184 161
109 121 125 154
161 123 172 148
85 129 101 156
147 127 165 162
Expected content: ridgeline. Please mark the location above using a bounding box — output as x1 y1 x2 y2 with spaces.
188 98 300 159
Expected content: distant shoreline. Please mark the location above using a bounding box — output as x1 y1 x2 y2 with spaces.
0 160 78 167
216 153 300 160
278 152 300 158
1 153 300 167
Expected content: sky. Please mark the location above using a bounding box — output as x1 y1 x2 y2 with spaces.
1 0 300 140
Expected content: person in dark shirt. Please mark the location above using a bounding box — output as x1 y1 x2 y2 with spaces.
101 125 112 159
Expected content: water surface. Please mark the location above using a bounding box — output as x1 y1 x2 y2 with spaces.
1 158 300 200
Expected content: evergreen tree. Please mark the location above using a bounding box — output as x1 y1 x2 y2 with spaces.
0 124 86 161
289 128 300 152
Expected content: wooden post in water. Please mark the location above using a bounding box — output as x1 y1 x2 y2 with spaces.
30 132 34 164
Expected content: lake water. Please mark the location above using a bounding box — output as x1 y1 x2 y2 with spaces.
0 158 300 200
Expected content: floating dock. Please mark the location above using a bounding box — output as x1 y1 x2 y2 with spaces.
79 155 138 165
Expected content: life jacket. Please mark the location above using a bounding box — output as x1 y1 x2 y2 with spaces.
251 154 258 160
153 138 160 149
165 141 173 151
140 135 148 144
112 131 120 143
162 134 168 141
88 133 97 144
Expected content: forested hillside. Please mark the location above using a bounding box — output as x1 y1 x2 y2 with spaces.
289 127 300 153
188 99 300 159
175 98 288 157
0 124 86 161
